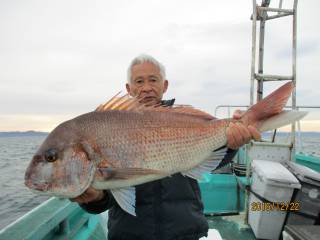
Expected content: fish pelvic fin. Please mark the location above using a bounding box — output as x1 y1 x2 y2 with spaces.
95 92 215 120
240 82 307 131
111 187 136 216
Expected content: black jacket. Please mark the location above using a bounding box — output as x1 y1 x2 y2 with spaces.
81 173 209 240
80 99 237 240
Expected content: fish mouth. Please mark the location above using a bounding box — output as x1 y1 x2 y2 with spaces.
25 179 50 192
25 179 83 198
24 169 94 198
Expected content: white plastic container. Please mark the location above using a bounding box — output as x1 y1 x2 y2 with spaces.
249 160 301 240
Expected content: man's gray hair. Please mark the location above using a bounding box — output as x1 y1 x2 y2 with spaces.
127 54 166 82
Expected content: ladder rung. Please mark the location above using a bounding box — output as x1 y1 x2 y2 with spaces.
251 12 293 21
255 74 293 81
257 6 294 14
266 12 293 20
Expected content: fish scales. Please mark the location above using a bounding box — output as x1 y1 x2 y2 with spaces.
74 110 229 173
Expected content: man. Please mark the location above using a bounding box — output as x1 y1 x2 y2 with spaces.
72 54 260 240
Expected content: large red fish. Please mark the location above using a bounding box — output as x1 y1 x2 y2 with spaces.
25 82 306 215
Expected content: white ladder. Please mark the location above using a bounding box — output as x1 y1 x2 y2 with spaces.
245 0 299 224
249 0 298 159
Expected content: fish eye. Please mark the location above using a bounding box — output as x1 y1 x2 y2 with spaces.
45 149 59 162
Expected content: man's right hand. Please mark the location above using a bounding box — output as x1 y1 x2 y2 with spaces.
225 109 261 150
70 187 105 204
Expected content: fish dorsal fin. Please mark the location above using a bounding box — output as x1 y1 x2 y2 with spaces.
182 147 228 180
111 187 136 216
95 93 141 112
154 105 216 120
95 93 215 120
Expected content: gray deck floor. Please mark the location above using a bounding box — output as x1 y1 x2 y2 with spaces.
207 213 256 240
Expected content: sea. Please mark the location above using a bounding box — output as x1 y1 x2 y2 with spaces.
0 133 319 230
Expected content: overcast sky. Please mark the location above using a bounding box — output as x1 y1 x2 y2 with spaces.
0 0 319 131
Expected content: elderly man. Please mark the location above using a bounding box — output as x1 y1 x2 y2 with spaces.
72 54 260 240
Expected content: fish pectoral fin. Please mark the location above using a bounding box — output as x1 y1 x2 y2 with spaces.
182 146 228 180
96 167 165 180
111 187 136 216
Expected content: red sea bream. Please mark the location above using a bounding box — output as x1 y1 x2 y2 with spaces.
25 82 307 215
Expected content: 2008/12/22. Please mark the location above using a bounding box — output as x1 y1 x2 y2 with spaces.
251 202 300 211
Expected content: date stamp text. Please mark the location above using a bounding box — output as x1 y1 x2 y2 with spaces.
251 201 300 212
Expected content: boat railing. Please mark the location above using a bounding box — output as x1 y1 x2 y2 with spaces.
0 197 108 240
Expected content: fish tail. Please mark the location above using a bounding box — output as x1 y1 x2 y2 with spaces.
241 82 307 131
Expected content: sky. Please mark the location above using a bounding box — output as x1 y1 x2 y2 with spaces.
0 0 319 132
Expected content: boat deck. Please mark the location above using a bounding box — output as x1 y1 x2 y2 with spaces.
0 153 318 239
207 213 256 240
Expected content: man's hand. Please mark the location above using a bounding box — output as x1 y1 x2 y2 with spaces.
70 187 105 204
226 110 261 150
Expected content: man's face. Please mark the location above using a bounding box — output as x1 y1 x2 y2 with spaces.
126 62 168 105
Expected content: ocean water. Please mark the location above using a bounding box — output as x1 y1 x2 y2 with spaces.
263 132 320 157
0 136 49 230
0 134 319 230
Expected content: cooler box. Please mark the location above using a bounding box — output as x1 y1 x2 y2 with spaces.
283 161 320 225
249 160 301 240
282 225 320 240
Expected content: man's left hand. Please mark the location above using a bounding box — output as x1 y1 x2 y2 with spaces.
226 110 261 150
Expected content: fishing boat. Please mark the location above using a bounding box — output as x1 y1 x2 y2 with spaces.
0 0 319 239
